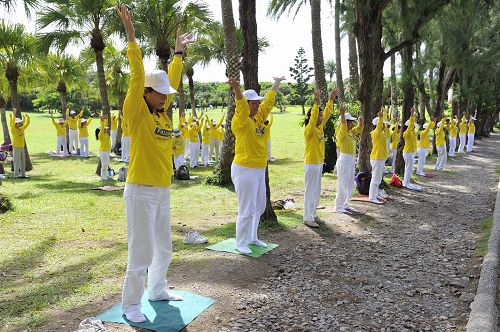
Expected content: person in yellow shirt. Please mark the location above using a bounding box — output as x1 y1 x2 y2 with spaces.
303 88 338 228
51 112 68 156
402 108 422 191
435 118 447 170
466 115 476 152
457 115 467 153
66 107 84 154
208 114 225 162
200 114 211 166
120 114 130 162
368 111 390 204
334 105 363 213
116 5 193 323
110 112 119 148
448 117 458 156
188 113 204 168
95 123 111 180
78 116 93 157
389 120 400 174
228 75 284 254
9 112 30 178
179 112 190 159
416 118 435 176
172 128 185 169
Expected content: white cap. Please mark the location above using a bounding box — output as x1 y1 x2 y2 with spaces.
423 123 429 129
144 70 177 95
470 116 476 121
15 117 23 124
81 118 87 123
345 113 357 121
242 89 265 101
437 122 442 128
404 119 410 126
59 118 65 123
69 110 76 115
372 117 390 126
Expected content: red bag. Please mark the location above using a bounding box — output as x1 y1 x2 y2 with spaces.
389 174 402 187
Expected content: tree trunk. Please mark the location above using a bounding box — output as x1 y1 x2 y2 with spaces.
348 29 359 102
94 50 111 119
186 69 198 117
178 76 187 118
113 93 125 153
208 0 240 186
428 68 435 113
0 96 10 144
390 54 398 119
310 0 328 105
334 0 344 99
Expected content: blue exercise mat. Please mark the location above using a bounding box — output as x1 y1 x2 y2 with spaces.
96 290 215 332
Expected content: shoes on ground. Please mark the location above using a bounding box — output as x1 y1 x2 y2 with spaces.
183 231 208 244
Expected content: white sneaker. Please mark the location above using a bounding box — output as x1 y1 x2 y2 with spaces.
370 198 384 205
379 189 389 199
236 245 252 254
150 290 184 302
304 220 320 228
124 308 146 322
183 231 208 244
251 239 268 247
335 207 349 213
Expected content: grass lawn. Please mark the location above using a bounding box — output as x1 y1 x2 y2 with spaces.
0 105 338 331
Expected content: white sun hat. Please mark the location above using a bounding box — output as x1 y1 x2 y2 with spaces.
58 118 65 123
81 118 87 123
144 70 177 95
345 113 357 121
242 89 265 101
15 117 23 124
423 123 429 129
372 117 390 126
69 110 76 115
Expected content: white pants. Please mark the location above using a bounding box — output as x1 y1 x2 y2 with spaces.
448 137 457 156
184 138 190 159
458 134 466 153
416 148 428 175
436 145 447 170
209 138 217 161
267 140 272 161
466 133 474 152
13 147 26 177
369 159 385 200
56 136 68 156
121 136 130 162
99 151 110 180
390 148 397 174
189 141 200 168
303 164 323 222
111 130 117 149
173 154 185 170
201 144 209 165
231 164 266 250
122 184 172 315
80 137 89 157
403 152 419 189
69 129 78 153
335 153 356 210
219 140 224 159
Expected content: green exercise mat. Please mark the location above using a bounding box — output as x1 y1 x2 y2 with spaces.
206 238 278 257
95 290 214 332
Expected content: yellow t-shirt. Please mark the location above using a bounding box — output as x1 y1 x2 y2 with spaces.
370 116 388 160
201 123 211 145
121 116 129 137
390 125 400 150
10 114 30 148
232 90 276 168
336 120 362 156
98 128 111 151
435 120 446 146
468 122 475 135
208 116 225 141
52 119 67 136
217 126 224 140
123 41 182 187
403 115 417 153
78 117 92 138
304 101 333 164
111 114 118 130
188 118 203 142
459 117 467 135
418 121 435 149
449 121 458 137
66 109 84 130
172 135 184 156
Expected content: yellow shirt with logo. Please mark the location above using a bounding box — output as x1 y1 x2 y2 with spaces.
52 118 67 136
449 121 458 137
172 135 184 156
370 115 389 160
403 115 417 153
390 125 400 150
418 121 435 149
304 100 333 164
66 109 84 130
435 120 446 147
216 126 224 140
10 114 30 148
98 128 111 151
208 115 225 141
336 120 363 156
201 121 211 145
468 122 475 135
232 90 276 168
78 117 92 138
459 116 467 135
189 117 203 142
124 41 182 187
179 116 188 138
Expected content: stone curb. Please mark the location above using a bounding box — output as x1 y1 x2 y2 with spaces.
466 179 500 331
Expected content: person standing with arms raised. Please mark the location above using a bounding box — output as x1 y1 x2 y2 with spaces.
228 76 285 254
116 5 194 323
10 112 30 178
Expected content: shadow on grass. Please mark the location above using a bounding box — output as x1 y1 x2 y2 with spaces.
0 237 127 331
269 157 302 167
33 179 125 196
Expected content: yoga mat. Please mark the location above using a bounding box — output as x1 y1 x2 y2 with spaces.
90 185 124 191
327 206 370 215
96 290 215 332
350 194 386 204
416 173 437 178
206 238 278 258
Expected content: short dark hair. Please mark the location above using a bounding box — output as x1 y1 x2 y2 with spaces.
144 87 154 94
304 106 323 126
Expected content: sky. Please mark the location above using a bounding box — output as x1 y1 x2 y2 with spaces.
1 0 397 83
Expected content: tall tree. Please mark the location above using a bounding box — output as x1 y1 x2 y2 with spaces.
334 0 344 98
290 47 314 115
324 59 336 83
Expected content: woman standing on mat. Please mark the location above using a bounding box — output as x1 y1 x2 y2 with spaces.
389 120 400 174
10 112 30 178
448 117 458 157
78 116 93 158
66 107 84 154
51 113 68 156
303 88 338 228
334 104 363 213
96 122 111 181
368 111 390 204
457 115 467 153
435 118 447 170
228 76 284 254
416 118 435 176
402 108 422 191
466 115 476 152
116 5 194 323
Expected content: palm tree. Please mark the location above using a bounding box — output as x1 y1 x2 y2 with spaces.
0 0 37 15
37 0 115 122
333 0 344 98
325 59 336 83
268 0 328 104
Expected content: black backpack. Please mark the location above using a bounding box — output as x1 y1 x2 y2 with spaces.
175 165 190 180
355 171 371 195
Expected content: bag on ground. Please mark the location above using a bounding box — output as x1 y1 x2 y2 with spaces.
175 164 190 180
118 167 128 182
355 171 371 195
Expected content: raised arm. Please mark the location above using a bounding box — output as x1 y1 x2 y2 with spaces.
22 113 30 129
322 88 339 127
308 90 320 132
228 78 248 131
